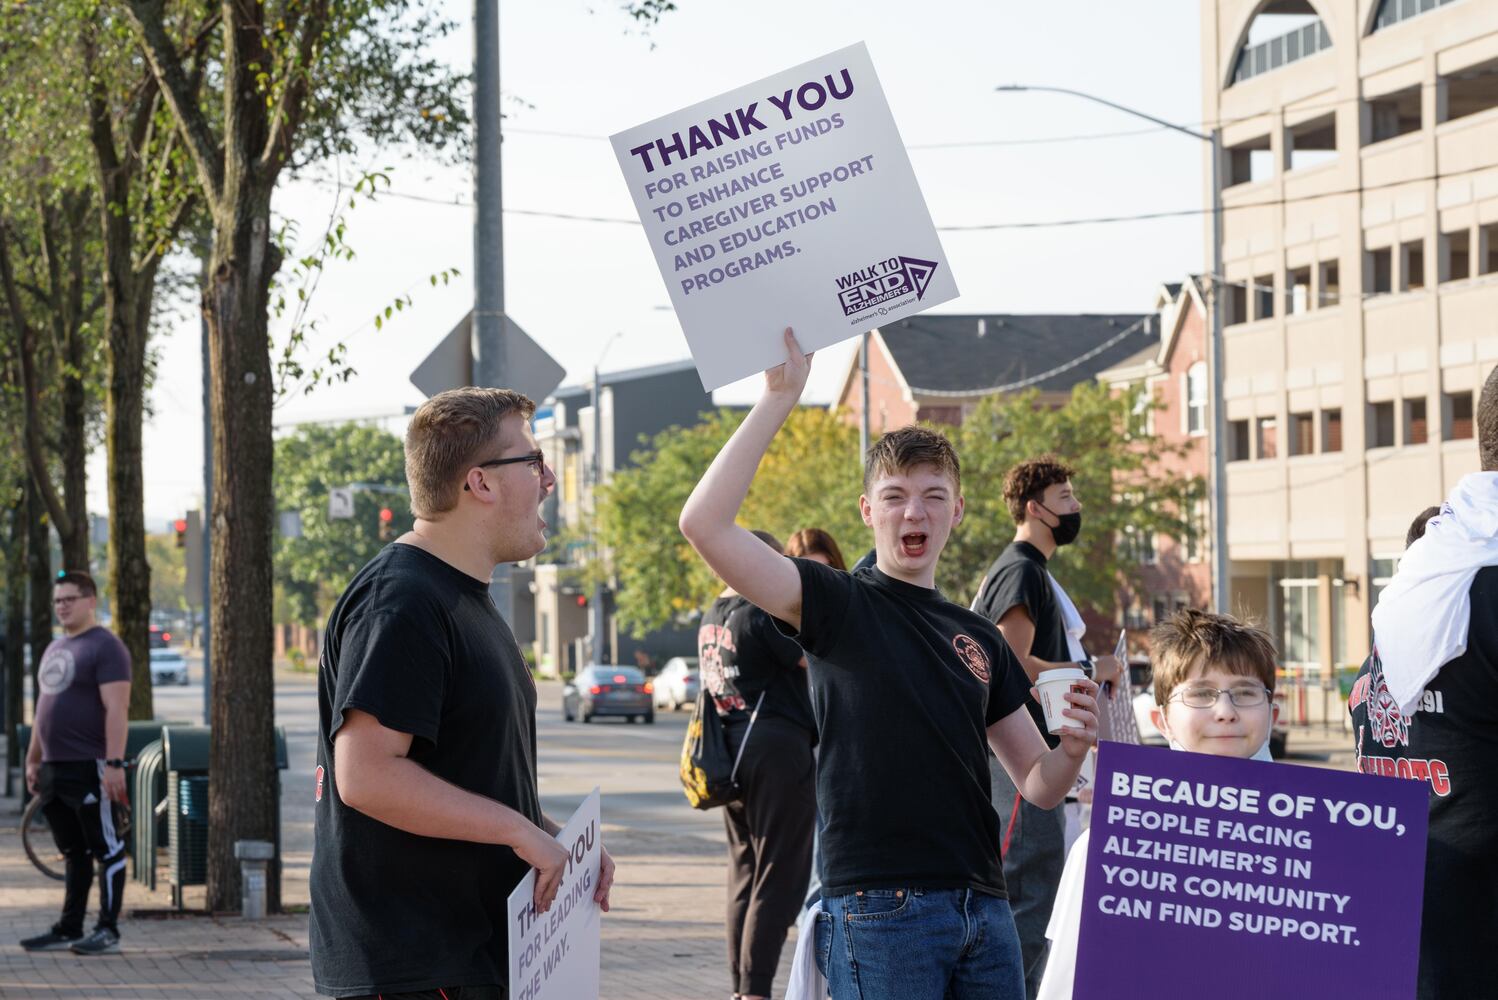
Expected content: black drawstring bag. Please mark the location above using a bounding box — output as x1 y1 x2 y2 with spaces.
679 688 765 810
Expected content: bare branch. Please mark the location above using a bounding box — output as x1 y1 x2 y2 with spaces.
260 1 328 173
123 0 224 203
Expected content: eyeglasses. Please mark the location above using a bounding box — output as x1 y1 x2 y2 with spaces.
53 596 85 607
1169 684 1273 709
463 450 546 490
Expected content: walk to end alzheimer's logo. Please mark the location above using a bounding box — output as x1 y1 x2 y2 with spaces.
836 255 939 318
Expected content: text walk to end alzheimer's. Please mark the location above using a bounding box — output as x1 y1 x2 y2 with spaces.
507 790 603 1000
611 42 958 391
1074 743 1429 999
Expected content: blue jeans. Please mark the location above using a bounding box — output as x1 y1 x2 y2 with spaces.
815 888 1025 999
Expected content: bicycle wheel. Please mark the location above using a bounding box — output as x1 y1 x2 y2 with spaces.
20 797 66 882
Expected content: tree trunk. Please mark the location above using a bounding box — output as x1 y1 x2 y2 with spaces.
58 197 92 572
26 478 53 713
204 195 281 913
5 493 28 771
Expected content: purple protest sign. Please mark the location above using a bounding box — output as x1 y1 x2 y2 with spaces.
1075 743 1428 1000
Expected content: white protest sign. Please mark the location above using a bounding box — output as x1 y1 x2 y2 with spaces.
611 42 958 391
506 789 602 1000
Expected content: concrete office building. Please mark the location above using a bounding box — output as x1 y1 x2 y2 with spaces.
1202 0 1496 690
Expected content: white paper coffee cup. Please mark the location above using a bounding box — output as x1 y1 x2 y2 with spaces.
1036 666 1088 734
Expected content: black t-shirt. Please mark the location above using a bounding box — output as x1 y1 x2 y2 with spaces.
698 594 814 735
971 541 1072 749
310 544 543 998
781 559 1033 898
1349 566 1498 1000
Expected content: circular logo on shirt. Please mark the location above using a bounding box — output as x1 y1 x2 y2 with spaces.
315 765 325 802
952 634 991 683
37 647 77 696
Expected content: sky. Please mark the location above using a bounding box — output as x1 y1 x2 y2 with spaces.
98 0 1210 528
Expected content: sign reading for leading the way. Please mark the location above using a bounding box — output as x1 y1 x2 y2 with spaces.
507 790 602 1000
611 42 958 391
1075 743 1428 1000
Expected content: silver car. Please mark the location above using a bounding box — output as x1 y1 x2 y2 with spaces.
149 648 190 686
653 656 700 710
563 666 654 724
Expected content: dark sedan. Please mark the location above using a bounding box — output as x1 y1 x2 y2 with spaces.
562 666 655 724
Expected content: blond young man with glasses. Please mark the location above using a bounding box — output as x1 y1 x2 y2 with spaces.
1037 609 1280 1000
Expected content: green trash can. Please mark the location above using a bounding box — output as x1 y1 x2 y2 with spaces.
160 725 289 909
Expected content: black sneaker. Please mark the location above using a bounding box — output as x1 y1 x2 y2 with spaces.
69 928 120 955
20 927 82 951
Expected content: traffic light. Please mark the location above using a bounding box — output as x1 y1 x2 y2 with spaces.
378 507 395 542
575 594 588 608
174 518 187 548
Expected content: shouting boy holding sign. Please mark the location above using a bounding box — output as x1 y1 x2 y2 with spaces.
679 329 1098 999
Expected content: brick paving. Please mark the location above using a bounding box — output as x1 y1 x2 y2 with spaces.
0 781 795 998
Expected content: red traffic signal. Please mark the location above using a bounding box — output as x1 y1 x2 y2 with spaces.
575 595 587 607
174 518 187 548
378 508 394 522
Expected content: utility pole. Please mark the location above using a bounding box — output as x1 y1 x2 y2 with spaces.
589 332 622 666
859 332 871 458
473 0 514 623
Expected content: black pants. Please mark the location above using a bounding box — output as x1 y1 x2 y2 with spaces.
723 716 816 998
38 761 128 936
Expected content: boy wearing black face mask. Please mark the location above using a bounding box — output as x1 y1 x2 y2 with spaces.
970 456 1119 1000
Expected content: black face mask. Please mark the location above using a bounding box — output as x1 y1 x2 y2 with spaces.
1037 502 1082 547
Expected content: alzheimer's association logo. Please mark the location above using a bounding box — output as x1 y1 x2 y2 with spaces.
835 256 938 316
315 765 325 802
38 648 76 696
952 634 991 683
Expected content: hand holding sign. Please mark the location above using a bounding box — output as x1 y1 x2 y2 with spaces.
515 822 571 913
764 328 813 398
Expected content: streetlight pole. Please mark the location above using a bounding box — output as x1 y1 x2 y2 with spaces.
590 332 623 665
996 85 1230 613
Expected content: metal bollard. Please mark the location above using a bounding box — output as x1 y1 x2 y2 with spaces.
234 840 275 920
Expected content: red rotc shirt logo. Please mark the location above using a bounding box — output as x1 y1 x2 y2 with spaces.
953 634 991 683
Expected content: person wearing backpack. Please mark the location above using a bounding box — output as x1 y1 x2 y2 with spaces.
697 529 817 1000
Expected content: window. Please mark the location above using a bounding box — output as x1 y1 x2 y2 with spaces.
1368 247 1393 295
1323 409 1343 452
1442 58 1498 124
1152 595 1170 625
1254 274 1276 320
1287 266 1312 315
1227 135 1274 186
1231 6 1331 86
1446 391 1474 440
1124 602 1151 631
1370 555 1399 611
1372 0 1459 33
1289 412 1315 456
1287 113 1337 171
1442 229 1471 282
1405 397 1428 444
1278 561 1321 667
1483 223 1498 275
1229 419 1252 461
1401 239 1426 291
1186 363 1208 435
1185 499 1208 564
1257 416 1278 459
1227 282 1249 325
1318 259 1340 307
1367 86 1422 144
1369 401 1396 448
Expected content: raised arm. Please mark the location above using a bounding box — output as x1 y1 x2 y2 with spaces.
679 329 810 628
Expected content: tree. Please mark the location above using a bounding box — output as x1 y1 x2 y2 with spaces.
595 407 866 638
941 383 1204 613
145 532 186 615
115 0 468 911
273 423 409 628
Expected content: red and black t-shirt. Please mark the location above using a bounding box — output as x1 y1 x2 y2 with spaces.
778 559 1032 898
697 593 812 733
1349 565 1498 999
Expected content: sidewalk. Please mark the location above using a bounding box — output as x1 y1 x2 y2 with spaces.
0 785 793 998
